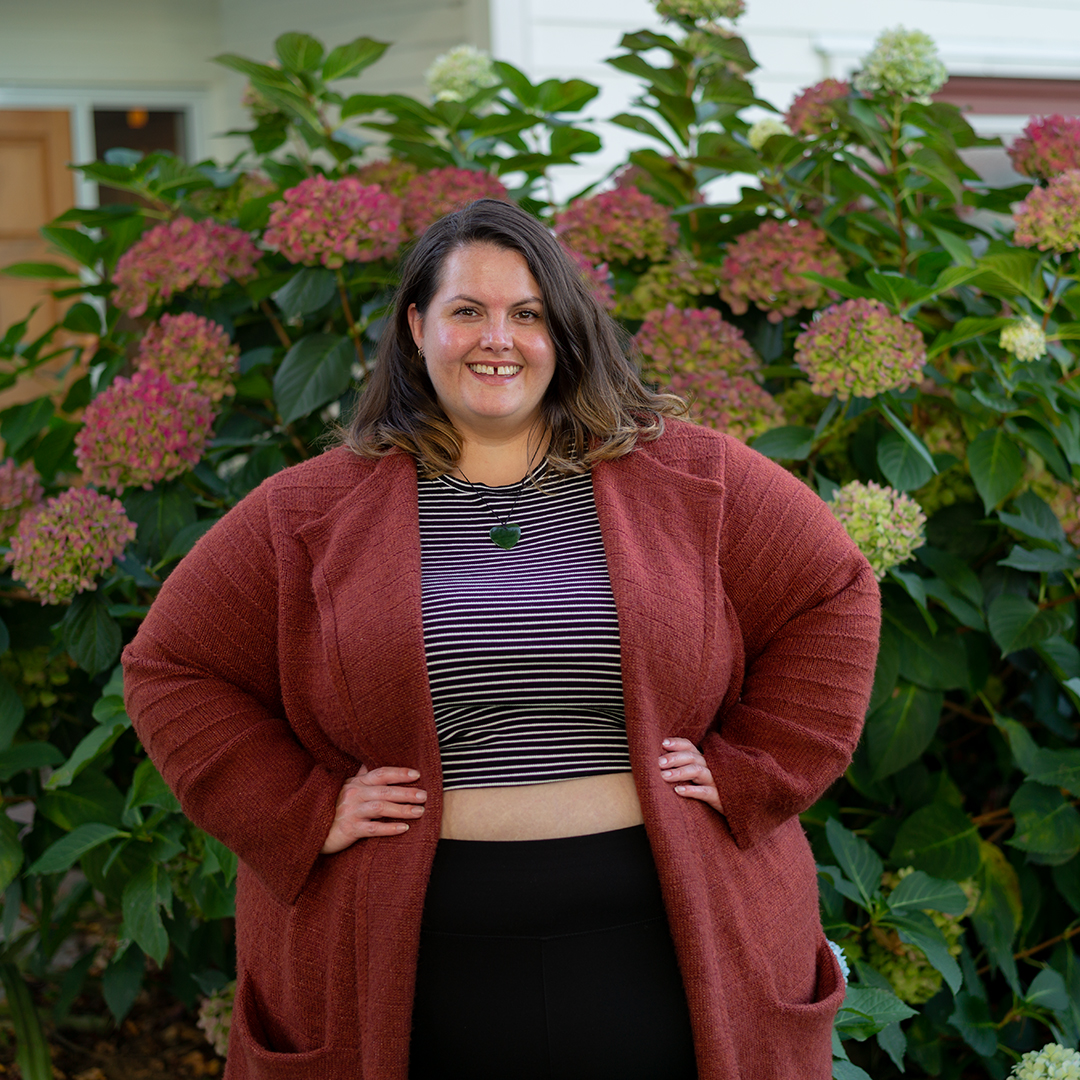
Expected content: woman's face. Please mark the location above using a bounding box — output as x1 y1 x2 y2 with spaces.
407 243 556 446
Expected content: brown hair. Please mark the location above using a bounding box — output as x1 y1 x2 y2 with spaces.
340 198 682 475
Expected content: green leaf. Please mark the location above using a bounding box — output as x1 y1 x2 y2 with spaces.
920 579 986 631
931 226 975 267
1 261 79 279
928 316 1012 358
988 593 1072 656
536 78 599 114
833 1061 874 1080
967 429 1024 512
493 61 538 109
865 683 943 781
999 491 1068 547
825 817 883 910
891 802 981 880
610 113 677 152
123 483 197 562
203 834 238 887
273 333 354 424
906 147 963 202
0 817 22 895
322 37 390 82
44 715 131 791
886 870 969 915
1008 421 1071 484
877 429 935 491
971 250 1044 304
26 822 127 875
160 519 218 565
1008 781 1080 864
0 673 26 751
0 398 54 455
549 126 602 159
868 622 901 714
835 987 917 1040
40 225 99 268
1028 747 1080 797
0 742 65 781
887 910 963 994
916 547 983 607
801 271 875 301
123 758 180 823
0 963 53 1080
274 31 324 74
750 425 814 460
994 714 1041 774
273 267 338 320
884 604 968 691
38 768 125 830
61 302 102 334
999 546 1080 573
102 943 145 1022
1024 967 1071 1013
949 992 997 1056
121 863 172 966
60 592 122 675
878 402 937 475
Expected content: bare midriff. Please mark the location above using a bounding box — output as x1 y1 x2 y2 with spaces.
439 771 644 840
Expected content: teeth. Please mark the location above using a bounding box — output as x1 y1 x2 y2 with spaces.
469 363 521 376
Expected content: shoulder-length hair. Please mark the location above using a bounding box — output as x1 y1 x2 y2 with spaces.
339 197 682 475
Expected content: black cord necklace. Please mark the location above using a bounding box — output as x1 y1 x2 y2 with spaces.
456 437 544 551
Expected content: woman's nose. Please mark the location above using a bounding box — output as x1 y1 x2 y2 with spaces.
481 316 513 351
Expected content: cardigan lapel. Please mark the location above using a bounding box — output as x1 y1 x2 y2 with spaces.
294 453 439 772
593 451 729 744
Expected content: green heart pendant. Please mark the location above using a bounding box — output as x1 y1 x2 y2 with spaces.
489 524 521 550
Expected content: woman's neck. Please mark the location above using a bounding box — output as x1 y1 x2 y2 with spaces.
452 428 548 487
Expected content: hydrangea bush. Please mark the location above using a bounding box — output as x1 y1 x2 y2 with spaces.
2 15 1080 1079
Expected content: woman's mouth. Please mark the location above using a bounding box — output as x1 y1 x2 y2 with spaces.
468 363 522 376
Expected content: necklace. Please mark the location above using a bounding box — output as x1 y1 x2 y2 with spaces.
456 465 540 550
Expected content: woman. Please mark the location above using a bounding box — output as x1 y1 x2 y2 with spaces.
123 198 881 1080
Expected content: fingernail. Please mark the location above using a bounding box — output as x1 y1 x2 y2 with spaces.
410 806 423 814
675 786 686 793
397 823 409 830
662 770 672 778
662 739 672 747
415 790 426 800
407 770 420 779
659 757 668 766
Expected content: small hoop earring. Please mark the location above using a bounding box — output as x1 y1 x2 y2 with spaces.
417 347 425 361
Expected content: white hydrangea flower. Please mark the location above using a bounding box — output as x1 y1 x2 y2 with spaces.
654 0 745 20
197 980 236 1058
853 27 948 101
748 117 793 150
425 45 499 103
827 940 850 984
1009 1043 1080 1080
1000 314 1048 363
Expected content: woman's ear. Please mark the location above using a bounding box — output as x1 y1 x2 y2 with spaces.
407 303 424 352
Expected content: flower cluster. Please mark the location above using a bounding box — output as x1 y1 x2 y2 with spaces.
425 45 500 103
265 175 401 267
1000 314 1047 363
634 304 758 379
197 980 236 1058
830 480 926 580
136 313 240 401
618 256 722 320
670 370 785 443
748 117 791 151
113 217 261 317
718 219 845 323
853 27 948 101
1013 170 1080 253
0 458 44 541
654 0 745 20
1009 1043 1080 1080
401 168 508 238
354 158 419 199
1007 115 1080 181
561 246 615 311
785 80 851 137
6 488 136 605
795 298 927 399
75 371 216 492
827 940 850 984
555 187 679 266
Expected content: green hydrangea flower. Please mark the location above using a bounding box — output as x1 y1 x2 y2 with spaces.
1000 314 1048 363
748 117 792 150
424 45 499 103
654 0 744 21
830 480 927 581
853 27 948 101
1009 1043 1080 1080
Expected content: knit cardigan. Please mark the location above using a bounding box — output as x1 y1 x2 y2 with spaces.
122 421 881 1080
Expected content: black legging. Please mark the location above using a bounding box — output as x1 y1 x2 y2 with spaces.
409 825 699 1080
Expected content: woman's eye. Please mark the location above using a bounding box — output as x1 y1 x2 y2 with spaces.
452 307 477 317
515 309 540 321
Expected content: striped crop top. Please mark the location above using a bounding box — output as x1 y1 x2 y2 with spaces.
418 468 631 790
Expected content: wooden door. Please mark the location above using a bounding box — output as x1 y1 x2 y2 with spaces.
0 110 78 408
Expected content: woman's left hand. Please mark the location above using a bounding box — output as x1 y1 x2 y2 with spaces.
659 737 723 815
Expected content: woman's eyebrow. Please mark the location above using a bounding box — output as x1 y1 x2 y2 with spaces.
443 293 544 306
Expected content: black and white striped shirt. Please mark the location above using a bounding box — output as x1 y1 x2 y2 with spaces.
418 468 631 790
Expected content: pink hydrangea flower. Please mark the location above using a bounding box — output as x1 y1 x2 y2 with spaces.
6 487 136 605
634 304 758 380
1007 116 1080 180
830 480 926 581
785 80 851 137
669 370 785 443
136 313 240 402
561 245 616 311
400 168 509 239
264 175 402 268
718 219 846 323
795 298 926 400
0 458 45 541
113 217 261 317
554 188 679 265
354 158 420 198
1013 170 1080 253
75 371 217 492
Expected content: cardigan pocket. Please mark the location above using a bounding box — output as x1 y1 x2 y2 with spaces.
231 973 363 1079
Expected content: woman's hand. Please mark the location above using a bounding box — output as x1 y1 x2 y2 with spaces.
321 765 427 854
658 738 723 815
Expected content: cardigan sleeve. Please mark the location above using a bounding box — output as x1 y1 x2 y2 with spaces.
702 437 881 849
122 484 351 907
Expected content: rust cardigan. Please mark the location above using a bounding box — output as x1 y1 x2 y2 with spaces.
122 421 881 1080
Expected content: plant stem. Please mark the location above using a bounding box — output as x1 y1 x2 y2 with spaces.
890 102 908 271
977 921 1080 975
336 269 365 367
260 300 292 349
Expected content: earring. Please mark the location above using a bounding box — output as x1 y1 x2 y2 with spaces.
417 347 425 360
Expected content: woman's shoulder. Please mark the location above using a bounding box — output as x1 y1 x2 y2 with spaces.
636 419 757 479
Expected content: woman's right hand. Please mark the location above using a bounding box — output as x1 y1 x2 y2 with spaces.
321 765 427 854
